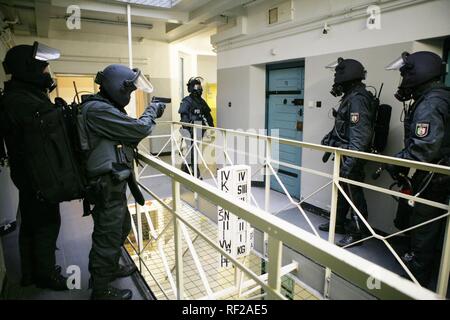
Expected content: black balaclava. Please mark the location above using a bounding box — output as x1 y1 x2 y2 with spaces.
3 44 56 92
187 77 203 97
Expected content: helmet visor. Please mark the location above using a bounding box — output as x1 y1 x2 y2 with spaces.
33 42 61 61
131 69 154 93
385 52 410 70
325 57 344 70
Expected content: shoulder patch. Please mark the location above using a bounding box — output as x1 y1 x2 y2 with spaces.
415 122 430 138
350 112 360 124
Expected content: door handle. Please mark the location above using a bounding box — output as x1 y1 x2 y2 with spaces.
292 99 304 106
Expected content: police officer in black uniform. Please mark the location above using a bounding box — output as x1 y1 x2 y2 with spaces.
385 51 450 286
0 42 68 290
179 77 214 176
319 58 377 247
79 64 165 299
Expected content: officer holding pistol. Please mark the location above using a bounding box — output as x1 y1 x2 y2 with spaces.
385 51 450 286
79 64 165 299
179 77 214 177
320 58 377 247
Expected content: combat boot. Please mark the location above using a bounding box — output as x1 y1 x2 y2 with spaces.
35 265 69 291
115 264 138 279
318 222 346 234
336 233 364 247
91 286 133 300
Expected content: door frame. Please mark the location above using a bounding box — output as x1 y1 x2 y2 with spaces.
265 60 305 199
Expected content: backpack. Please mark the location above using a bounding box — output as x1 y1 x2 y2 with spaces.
0 89 87 203
372 103 392 153
357 86 392 154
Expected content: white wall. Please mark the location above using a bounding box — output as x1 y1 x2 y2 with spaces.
214 0 450 69
197 55 217 84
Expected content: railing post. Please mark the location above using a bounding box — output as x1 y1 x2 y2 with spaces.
267 235 282 300
324 150 341 299
135 193 144 272
172 179 184 300
171 123 176 167
193 125 198 205
264 138 272 258
133 159 145 271
437 198 450 297
223 130 228 166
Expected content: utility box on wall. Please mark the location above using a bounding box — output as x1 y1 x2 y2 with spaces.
267 1 293 26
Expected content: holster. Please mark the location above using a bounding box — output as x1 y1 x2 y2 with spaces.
127 171 145 206
83 174 125 216
111 163 145 206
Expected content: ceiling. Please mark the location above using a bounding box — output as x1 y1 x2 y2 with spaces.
0 0 252 42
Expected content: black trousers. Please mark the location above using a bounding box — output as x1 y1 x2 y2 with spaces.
180 127 203 176
335 169 368 234
18 188 61 280
88 175 131 290
408 172 447 283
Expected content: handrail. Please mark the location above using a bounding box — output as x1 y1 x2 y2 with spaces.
137 151 441 300
158 121 450 175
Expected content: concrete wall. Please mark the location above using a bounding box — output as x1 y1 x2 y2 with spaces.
0 39 17 294
0 39 18 226
214 0 450 69
197 55 218 84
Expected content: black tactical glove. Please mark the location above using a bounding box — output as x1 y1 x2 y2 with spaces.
149 102 166 118
386 164 409 181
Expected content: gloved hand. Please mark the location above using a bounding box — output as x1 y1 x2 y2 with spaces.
340 166 350 178
386 164 409 181
321 131 332 146
149 102 166 119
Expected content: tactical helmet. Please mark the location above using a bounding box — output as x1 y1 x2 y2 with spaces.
187 77 204 96
95 64 153 108
3 41 60 92
385 51 445 101
326 58 366 96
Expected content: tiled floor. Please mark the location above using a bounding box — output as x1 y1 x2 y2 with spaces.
125 198 319 300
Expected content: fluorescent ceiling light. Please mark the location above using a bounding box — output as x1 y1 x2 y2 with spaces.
115 0 182 8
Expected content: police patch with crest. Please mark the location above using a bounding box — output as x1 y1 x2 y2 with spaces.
350 112 360 124
415 122 430 138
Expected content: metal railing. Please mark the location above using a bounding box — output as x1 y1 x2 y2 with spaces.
125 121 449 300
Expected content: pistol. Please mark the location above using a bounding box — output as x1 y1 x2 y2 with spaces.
322 152 332 163
152 96 171 104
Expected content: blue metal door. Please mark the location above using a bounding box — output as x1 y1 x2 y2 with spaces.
267 67 304 199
